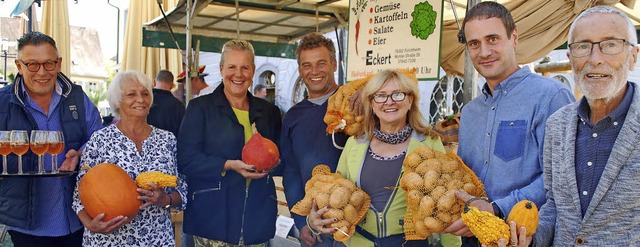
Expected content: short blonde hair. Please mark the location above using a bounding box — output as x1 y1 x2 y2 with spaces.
107 70 154 117
359 69 438 140
220 39 256 69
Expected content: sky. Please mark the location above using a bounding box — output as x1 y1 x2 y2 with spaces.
35 0 130 60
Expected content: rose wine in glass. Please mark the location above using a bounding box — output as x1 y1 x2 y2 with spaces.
30 130 48 174
0 131 11 174
47 131 64 173
10 130 28 175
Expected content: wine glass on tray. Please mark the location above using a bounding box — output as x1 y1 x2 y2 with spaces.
0 131 11 174
47 131 64 173
10 130 29 175
30 130 49 174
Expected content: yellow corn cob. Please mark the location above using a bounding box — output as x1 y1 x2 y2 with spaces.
136 171 177 190
461 197 510 247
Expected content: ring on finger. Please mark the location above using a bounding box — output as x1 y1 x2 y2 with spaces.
150 192 154 197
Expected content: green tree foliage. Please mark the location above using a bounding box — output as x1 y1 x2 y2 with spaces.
410 1 438 40
87 87 107 107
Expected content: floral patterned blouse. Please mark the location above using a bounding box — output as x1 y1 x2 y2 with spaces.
72 124 187 247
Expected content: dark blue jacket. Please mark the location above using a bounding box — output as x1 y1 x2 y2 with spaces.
147 88 185 137
0 73 90 230
178 84 282 244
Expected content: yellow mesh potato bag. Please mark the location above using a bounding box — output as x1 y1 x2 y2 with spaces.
291 164 371 242
400 147 486 240
324 68 418 136
324 76 370 136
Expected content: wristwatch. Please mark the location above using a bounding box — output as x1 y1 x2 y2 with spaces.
165 195 173 209
491 201 504 219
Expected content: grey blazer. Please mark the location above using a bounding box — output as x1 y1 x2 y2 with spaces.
535 82 640 246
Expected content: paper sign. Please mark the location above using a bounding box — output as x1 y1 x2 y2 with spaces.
347 0 443 80
275 215 295 239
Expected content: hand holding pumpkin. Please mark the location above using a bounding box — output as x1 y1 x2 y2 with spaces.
224 159 269 179
489 221 532 247
77 210 129 234
443 191 493 237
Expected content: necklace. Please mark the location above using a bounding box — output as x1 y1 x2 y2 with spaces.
373 124 412 144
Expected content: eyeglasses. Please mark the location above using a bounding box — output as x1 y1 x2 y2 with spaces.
568 38 635 58
371 92 408 103
18 59 59 72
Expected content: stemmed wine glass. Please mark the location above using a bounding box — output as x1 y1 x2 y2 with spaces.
47 131 64 173
0 131 11 175
30 130 48 174
10 130 29 175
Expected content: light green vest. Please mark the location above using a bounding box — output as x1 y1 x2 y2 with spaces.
336 132 461 247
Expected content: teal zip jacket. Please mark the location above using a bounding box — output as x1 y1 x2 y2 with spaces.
337 131 461 246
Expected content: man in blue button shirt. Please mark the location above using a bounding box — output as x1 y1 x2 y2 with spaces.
525 6 640 247
442 3 574 246
0 32 102 247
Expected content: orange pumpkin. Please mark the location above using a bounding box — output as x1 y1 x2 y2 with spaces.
242 123 279 171
507 200 539 237
78 163 141 221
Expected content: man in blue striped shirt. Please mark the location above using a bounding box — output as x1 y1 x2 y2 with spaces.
442 3 574 246
0 32 102 247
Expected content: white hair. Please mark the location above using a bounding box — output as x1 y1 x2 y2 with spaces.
568 6 637 45
107 70 154 117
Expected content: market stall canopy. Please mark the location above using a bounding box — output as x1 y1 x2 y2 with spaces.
142 0 639 74
142 0 350 59
440 0 639 76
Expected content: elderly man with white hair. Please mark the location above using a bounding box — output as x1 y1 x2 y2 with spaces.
501 5 640 247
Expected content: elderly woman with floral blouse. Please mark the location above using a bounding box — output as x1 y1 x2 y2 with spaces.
72 70 187 246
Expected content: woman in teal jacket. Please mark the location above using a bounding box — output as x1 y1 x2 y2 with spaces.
308 69 461 246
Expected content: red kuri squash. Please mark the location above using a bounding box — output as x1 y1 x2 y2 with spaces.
242 123 279 171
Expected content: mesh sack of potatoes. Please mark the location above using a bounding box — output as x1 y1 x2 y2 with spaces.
324 68 419 136
323 75 370 136
400 146 486 240
291 164 371 242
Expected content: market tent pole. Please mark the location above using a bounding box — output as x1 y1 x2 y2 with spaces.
462 0 479 104
185 0 193 103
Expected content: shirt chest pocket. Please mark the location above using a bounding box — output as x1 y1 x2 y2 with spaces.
494 120 527 162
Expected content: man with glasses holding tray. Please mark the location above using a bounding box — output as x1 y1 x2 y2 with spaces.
0 32 102 247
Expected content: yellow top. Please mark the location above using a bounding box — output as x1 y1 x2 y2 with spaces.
232 107 253 186
232 107 252 143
